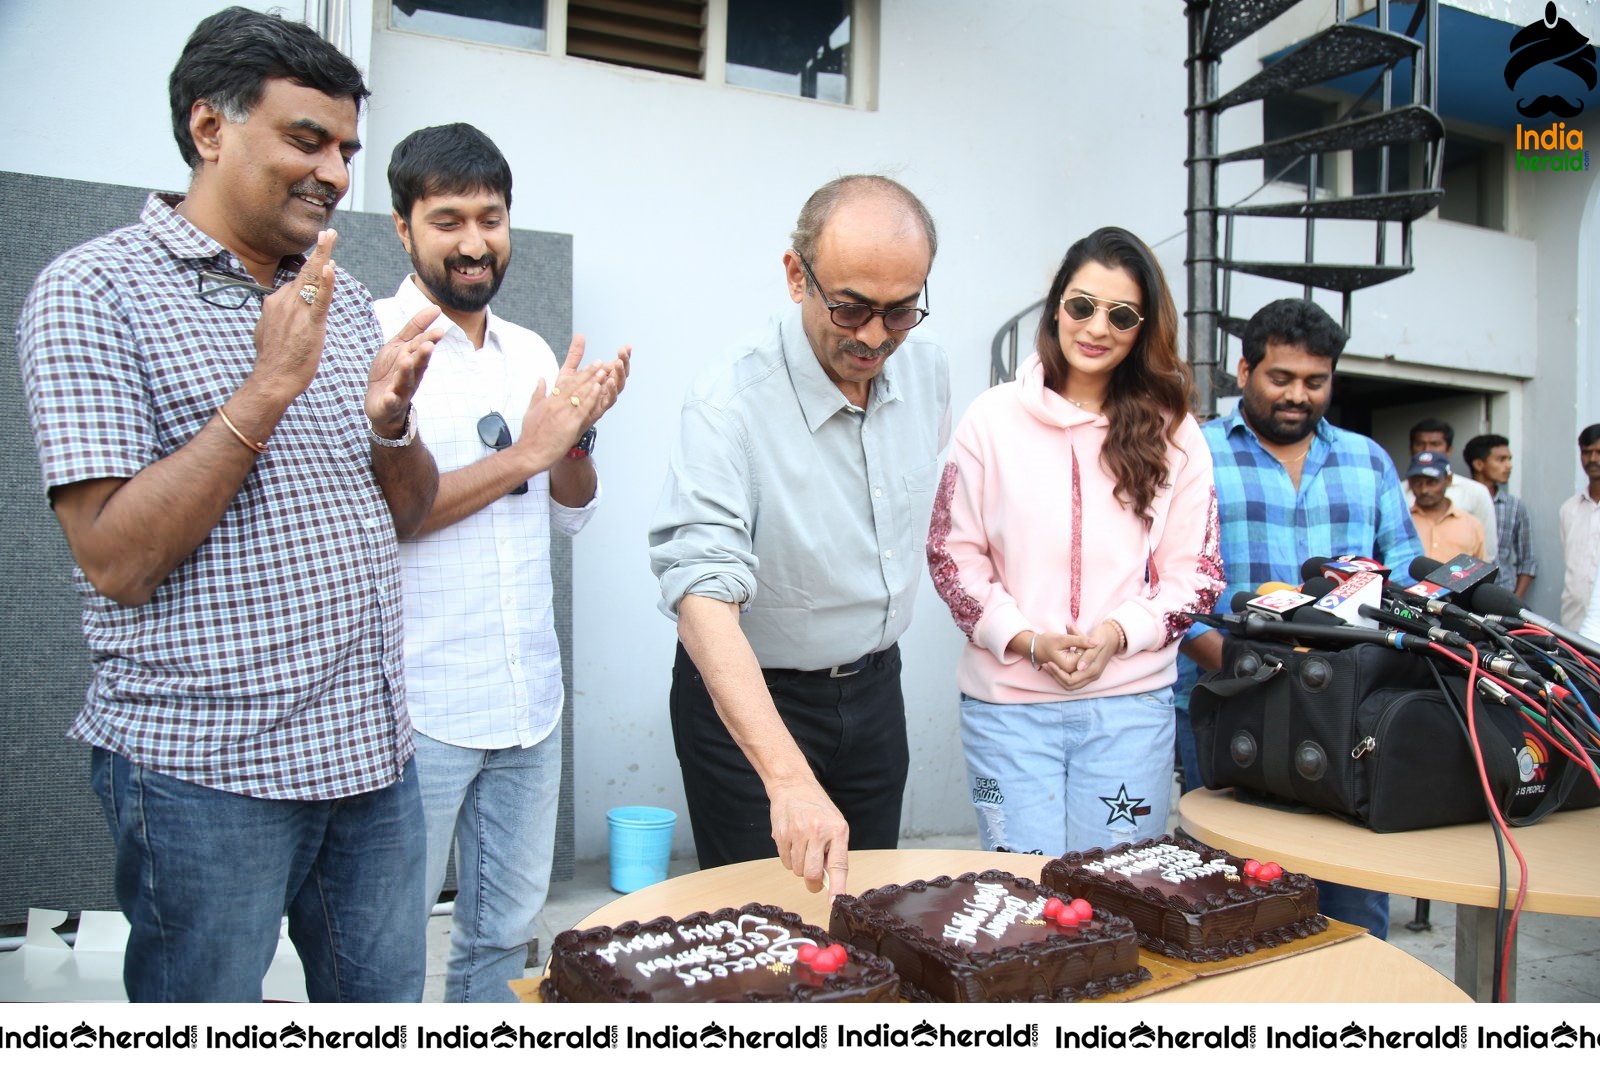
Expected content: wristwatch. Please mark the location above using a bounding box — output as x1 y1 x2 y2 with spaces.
567 427 597 460
369 404 417 448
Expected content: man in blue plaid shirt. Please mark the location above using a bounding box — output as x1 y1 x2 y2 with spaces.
1175 298 1421 939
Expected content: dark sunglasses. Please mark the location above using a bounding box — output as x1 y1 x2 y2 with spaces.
793 251 929 332
476 412 529 496
1060 293 1144 333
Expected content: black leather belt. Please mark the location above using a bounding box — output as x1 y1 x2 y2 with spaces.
768 647 894 679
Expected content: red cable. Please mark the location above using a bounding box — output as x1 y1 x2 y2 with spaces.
1427 642 1527 1002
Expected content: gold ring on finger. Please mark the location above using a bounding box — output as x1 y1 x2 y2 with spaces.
570 395 581 407
298 284 318 305
551 386 560 396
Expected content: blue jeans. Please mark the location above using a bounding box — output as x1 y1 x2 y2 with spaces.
415 730 560 1002
960 688 1175 855
92 748 426 1002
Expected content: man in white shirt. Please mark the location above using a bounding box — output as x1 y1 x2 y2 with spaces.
1403 418 1498 564
374 124 629 1001
1560 424 1600 629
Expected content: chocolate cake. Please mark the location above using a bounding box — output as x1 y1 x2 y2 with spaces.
828 870 1148 1002
1041 836 1326 962
540 903 899 1002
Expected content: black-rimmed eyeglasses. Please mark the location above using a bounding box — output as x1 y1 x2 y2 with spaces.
197 269 277 309
477 412 529 496
793 251 930 331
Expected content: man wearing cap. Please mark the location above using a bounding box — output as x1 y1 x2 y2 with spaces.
1405 418 1498 564
1407 451 1486 562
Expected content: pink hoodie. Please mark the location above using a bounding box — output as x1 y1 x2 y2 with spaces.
927 354 1223 704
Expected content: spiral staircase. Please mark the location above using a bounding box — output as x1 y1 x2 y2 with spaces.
991 1 1447 414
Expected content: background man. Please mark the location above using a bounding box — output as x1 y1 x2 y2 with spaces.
1560 424 1600 628
1176 298 1421 939
1406 451 1485 561
375 123 628 1002
1404 417 1498 564
1463 433 1536 597
16 7 444 1001
649 175 948 898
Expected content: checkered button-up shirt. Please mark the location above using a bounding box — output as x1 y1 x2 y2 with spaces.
1175 407 1422 705
17 193 413 800
1489 486 1536 591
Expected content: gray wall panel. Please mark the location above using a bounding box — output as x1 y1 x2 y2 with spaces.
0 173 575 927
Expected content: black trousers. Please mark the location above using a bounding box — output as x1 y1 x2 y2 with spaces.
669 641 909 869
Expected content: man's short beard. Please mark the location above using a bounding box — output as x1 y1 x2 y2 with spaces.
1241 394 1320 446
413 250 509 313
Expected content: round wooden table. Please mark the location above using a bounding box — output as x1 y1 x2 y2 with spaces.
1179 789 1600 1000
539 847 1466 1003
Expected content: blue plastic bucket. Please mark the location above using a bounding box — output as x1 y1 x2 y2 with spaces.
606 806 677 893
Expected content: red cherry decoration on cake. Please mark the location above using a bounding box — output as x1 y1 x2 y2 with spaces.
1243 859 1262 877
1258 862 1283 881
807 943 845 974
1069 898 1094 922
1043 897 1065 919
795 943 819 964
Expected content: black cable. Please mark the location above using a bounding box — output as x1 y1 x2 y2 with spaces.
1425 657 1509 1002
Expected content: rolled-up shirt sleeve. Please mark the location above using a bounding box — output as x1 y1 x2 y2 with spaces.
551 477 601 537
648 399 759 617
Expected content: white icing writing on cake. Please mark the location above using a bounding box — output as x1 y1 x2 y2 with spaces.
940 881 1044 947
1078 843 1235 885
600 914 819 988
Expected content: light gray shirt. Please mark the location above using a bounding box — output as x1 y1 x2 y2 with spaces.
649 307 950 670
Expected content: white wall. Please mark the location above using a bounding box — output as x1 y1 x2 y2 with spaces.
357 1 1194 858
3 0 1592 858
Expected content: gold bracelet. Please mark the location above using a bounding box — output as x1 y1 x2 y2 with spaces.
216 406 267 455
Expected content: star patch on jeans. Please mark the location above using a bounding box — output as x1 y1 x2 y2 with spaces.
1100 783 1151 827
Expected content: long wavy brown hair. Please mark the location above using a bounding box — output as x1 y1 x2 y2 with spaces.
1035 227 1192 523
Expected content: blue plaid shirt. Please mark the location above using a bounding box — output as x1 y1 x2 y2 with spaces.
1175 407 1422 704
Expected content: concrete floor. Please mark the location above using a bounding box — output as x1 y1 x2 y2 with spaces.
423 829 1600 1003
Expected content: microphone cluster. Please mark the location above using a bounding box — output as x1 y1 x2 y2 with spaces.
1189 552 1600 782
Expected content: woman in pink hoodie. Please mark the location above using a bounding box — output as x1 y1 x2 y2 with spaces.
928 227 1223 854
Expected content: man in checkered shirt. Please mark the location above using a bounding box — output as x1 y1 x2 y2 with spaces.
16 7 446 1002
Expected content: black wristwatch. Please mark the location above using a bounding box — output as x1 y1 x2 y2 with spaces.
567 427 597 460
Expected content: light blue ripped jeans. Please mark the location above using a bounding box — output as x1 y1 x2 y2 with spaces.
960 688 1175 855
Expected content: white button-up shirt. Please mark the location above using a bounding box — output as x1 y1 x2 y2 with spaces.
376 277 598 749
1560 490 1600 629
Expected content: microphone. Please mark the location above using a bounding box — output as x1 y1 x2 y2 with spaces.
1357 602 1472 649
1230 609 1432 651
1310 569 1384 629
1300 555 1392 581
1466 583 1600 659
1231 585 1316 619
1410 554 1501 599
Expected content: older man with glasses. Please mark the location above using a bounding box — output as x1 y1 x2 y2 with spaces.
650 175 949 898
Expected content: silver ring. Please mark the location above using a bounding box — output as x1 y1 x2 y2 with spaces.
298 284 318 306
